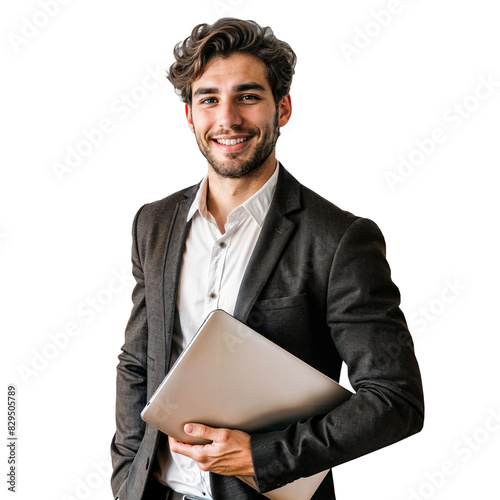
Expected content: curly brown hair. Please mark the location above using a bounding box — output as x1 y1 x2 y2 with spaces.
167 18 297 106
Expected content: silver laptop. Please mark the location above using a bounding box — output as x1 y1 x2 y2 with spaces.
141 309 352 499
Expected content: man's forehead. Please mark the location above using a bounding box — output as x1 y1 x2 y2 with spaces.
191 53 270 93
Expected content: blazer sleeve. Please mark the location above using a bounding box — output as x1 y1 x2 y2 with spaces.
250 217 424 492
110 206 149 498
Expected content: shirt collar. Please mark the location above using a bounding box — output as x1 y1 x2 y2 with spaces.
186 161 280 227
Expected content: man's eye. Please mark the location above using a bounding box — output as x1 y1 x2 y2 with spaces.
241 95 259 101
201 98 218 104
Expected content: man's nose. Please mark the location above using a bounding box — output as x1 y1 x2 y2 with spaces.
218 101 243 129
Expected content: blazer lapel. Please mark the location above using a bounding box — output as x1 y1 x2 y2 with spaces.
161 185 198 373
234 165 301 323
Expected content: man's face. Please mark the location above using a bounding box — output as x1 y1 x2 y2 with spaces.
186 53 291 178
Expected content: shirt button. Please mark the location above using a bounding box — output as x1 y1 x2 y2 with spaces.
219 241 227 249
209 292 217 299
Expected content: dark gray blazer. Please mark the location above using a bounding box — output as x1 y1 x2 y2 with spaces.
111 164 424 499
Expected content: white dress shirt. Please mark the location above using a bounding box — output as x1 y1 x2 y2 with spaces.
156 162 279 498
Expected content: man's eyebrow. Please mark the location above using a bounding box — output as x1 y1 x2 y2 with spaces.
193 87 218 97
193 87 219 97
234 82 268 93
192 82 268 97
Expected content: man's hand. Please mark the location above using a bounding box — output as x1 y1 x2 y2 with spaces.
168 423 255 476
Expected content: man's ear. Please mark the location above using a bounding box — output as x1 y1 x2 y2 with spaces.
277 94 292 128
185 104 194 132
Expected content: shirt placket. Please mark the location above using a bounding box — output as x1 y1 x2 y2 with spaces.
203 211 242 317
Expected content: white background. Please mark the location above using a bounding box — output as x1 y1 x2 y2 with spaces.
1 1 499 499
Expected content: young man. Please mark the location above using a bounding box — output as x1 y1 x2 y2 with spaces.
111 18 424 500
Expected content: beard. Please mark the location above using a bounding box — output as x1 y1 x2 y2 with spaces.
193 109 280 179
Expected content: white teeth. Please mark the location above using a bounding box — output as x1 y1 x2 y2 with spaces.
216 137 248 145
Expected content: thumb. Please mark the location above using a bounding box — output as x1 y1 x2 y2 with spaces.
184 423 223 441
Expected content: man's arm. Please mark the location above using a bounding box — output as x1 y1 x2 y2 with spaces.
110 207 149 499
249 217 424 492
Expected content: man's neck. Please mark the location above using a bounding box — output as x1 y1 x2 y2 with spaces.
206 156 277 234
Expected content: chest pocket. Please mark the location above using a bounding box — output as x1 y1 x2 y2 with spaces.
246 293 310 360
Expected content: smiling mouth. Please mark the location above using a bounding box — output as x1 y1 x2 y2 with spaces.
213 137 251 146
